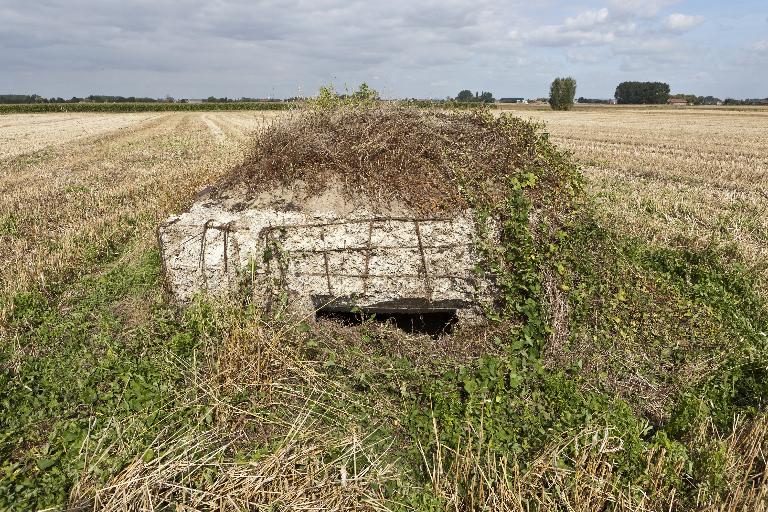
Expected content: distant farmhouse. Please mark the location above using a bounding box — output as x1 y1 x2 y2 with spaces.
667 98 688 106
499 97 527 104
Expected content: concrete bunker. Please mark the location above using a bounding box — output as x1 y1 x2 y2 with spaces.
159 182 494 330
157 105 539 330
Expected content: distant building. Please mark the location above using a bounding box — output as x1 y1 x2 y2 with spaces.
667 98 688 105
499 98 526 103
185 99 204 104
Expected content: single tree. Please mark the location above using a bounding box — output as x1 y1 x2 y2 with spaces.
478 91 495 103
549 77 577 110
456 90 474 102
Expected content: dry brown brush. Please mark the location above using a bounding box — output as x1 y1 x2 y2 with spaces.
220 104 569 215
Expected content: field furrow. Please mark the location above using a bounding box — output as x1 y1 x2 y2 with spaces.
0 113 166 160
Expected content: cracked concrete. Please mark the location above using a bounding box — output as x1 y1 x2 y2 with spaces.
159 182 495 322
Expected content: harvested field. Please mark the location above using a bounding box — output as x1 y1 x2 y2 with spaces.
0 111 283 321
1 106 767 511
502 106 768 297
4 107 764 318
0 113 161 159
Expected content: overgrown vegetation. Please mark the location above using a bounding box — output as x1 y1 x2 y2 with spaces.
1 95 766 510
223 103 556 215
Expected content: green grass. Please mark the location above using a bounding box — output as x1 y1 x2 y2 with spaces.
1 107 766 510
399 214 768 508
1 250 189 509
2 212 766 510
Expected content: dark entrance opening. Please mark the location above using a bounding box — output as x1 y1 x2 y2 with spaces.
316 308 458 338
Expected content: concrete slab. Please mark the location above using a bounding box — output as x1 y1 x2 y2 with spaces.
159 185 495 323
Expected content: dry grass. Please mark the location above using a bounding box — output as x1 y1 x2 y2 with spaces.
0 111 282 324
421 413 768 512
223 105 559 215
71 416 392 512
61 305 768 512
691 416 768 511
0 113 162 159
500 105 768 298
66 312 396 511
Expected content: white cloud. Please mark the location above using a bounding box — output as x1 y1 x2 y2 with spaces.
609 0 680 18
566 48 604 63
525 26 616 46
521 7 637 47
564 8 610 29
612 38 680 56
662 13 704 32
753 40 768 52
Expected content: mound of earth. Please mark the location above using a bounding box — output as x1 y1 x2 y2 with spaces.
218 105 547 214
158 105 574 325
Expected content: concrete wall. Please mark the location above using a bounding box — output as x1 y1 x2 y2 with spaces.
159 198 495 321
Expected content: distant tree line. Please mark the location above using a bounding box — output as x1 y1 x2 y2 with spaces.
455 90 495 103
3 89 766 107
89 95 174 103
0 94 46 104
0 94 170 104
577 97 613 104
0 94 286 104
614 86 766 106
615 82 670 104
723 98 768 106
0 102 291 114
203 97 284 103
669 94 724 105
0 94 82 104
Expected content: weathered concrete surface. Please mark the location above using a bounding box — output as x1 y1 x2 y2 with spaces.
159 183 495 321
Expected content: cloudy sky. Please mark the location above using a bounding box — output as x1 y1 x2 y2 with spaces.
1 0 766 99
